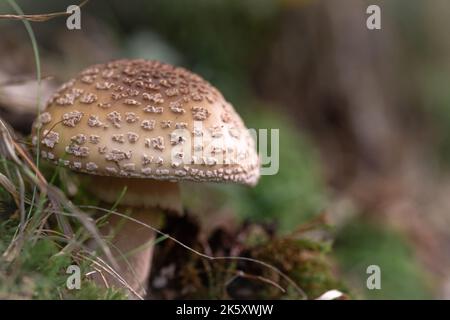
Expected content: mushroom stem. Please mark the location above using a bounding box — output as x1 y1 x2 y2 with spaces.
94 206 160 297
86 176 181 298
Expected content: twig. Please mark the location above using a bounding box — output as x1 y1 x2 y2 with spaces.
0 0 89 22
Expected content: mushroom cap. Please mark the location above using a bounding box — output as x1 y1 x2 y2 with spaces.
33 59 260 186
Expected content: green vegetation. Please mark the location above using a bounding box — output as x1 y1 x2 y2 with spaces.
0 215 126 299
334 219 433 300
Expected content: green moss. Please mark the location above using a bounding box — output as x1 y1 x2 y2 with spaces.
250 236 347 299
334 219 433 300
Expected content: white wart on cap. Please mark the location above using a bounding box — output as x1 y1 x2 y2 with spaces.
34 59 260 186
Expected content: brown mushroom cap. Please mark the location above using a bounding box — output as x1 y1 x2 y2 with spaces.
33 59 260 186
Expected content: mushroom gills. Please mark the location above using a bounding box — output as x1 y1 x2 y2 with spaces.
87 176 182 213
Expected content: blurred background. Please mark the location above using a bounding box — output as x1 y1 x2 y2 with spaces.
0 0 449 299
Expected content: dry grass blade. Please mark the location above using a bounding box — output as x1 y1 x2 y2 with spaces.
0 172 19 206
11 139 46 187
0 0 89 22
0 118 22 165
0 117 46 187
13 166 26 231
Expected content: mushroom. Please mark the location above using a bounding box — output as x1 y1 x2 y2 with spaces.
33 59 260 296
